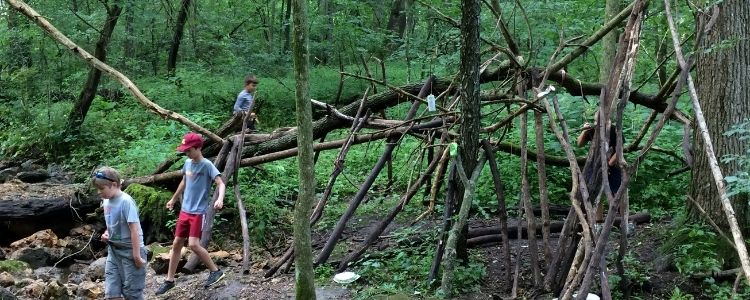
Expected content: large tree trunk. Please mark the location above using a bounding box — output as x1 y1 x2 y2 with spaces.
66 4 122 133
166 0 192 75
291 0 316 298
689 0 750 234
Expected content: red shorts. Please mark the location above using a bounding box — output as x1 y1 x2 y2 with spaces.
174 211 204 238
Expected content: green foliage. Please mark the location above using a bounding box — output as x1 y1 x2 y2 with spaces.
672 224 723 275
722 120 750 197
669 287 695 300
0 260 30 275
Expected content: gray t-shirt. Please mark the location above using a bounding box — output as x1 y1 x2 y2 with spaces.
181 158 221 214
103 192 144 248
233 89 254 112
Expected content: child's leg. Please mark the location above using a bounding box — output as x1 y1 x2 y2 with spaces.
122 247 147 300
105 247 125 299
186 214 218 271
188 237 219 272
166 237 186 281
167 211 191 281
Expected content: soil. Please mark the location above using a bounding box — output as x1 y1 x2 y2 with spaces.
1 208 712 300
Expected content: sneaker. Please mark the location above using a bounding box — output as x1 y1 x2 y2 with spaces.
204 269 225 288
155 280 175 295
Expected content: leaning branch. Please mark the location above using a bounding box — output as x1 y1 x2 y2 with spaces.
5 0 224 143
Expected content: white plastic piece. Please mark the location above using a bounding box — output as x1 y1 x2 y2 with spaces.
427 94 437 112
333 271 360 284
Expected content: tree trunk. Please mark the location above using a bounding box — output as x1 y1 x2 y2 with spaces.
166 0 191 76
291 0 316 298
455 0 481 263
66 4 122 133
122 0 135 61
599 0 621 83
5 7 32 71
689 0 750 234
282 0 292 53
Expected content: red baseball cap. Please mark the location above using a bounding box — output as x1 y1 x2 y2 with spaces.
176 132 204 152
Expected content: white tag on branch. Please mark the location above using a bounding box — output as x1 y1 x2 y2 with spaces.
426 94 437 112
536 85 556 98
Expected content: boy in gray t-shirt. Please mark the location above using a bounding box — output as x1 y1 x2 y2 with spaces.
94 166 146 300
156 132 227 295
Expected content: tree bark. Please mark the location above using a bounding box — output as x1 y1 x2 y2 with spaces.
166 0 192 75
67 3 122 133
291 0 316 297
455 0 481 264
599 0 621 83
688 0 750 235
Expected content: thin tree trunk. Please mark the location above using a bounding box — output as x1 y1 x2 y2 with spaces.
166 0 191 75
599 0 621 83
534 110 552 266
456 0 481 264
520 110 541 286
440 155 486 298
291 0 316 297
282 0 292 53
428 163 456 283
66 3 122 133
481 140 510 287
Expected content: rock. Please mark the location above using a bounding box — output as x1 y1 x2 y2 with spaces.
16 170 50 183
77 281 103 299
9 247 68 269
19 160 35 171
33 267 64 282
0 167 18 183
0 272 14 287
84 257 107 282
10 229 59 251
20 279 69 300
69 225 94 237
21 280 45 299
0 287 16 300
0 248 5 260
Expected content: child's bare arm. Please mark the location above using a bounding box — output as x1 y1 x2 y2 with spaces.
166 177 186 210
213 176 226 209
128 223 145 268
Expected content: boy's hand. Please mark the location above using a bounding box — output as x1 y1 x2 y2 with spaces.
214 199 224 210
133 256 146 269
101 230 109 242
166 198 176 210
583 122 593 130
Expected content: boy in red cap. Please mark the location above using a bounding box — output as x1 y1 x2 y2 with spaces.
156 132 227 295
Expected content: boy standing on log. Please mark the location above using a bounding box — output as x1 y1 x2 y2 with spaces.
156 132 226 295
95 166 147 300
233 74 259 132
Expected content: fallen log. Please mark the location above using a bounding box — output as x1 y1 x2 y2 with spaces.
466 213 651 247
0 181 93 245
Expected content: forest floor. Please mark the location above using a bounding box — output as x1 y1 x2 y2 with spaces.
139 215 706 300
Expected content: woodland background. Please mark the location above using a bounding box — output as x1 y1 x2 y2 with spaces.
0 0 749 299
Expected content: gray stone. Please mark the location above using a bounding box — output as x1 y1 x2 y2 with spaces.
84 257 107 282
0 287 16 300
15 170 50 183
33 267 64 282
0 168 18 183
9 247 67 269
